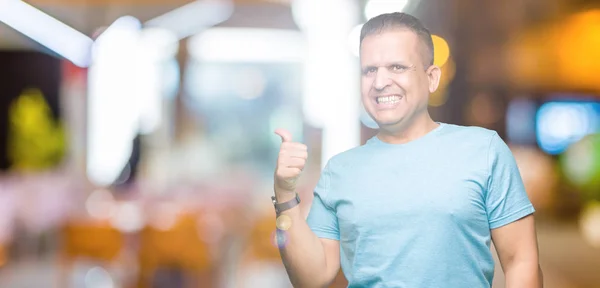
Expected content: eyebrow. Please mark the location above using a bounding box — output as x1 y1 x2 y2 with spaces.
361 62 416 73
361 61 412 68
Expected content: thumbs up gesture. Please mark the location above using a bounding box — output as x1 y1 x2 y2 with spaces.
274 129 308 197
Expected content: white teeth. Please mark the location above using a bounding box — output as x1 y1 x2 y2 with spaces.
377 95 402 104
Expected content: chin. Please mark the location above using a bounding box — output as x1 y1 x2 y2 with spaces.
373 111 406 124
374 117 404 128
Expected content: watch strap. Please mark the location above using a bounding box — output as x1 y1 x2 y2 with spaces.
272 193 301 214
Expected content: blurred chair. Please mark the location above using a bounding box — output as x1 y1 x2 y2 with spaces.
240 212 347 288
246 213 280 262
137 213 214 288
59 220 125 287
236 212 293 288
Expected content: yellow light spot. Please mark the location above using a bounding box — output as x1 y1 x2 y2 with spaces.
432 35 450 67
580 201 600 248
276 214 292 231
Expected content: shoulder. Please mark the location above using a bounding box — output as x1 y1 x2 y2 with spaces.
438 123 498 144
441 124 515 169
436 123 505 167
438 123 504 152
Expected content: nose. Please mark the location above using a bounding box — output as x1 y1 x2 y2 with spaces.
373 69 392 92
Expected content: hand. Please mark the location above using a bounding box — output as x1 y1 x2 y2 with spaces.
274 128 308 200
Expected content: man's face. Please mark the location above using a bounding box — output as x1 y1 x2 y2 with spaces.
360 29 438 130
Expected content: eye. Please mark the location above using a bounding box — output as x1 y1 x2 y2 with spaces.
391 65 408 72
363 67 377 75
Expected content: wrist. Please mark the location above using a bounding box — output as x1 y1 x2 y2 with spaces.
272 193 301 214
276 191 297 202
274 187 296 202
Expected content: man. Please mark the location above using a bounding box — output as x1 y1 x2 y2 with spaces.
272 12 543 288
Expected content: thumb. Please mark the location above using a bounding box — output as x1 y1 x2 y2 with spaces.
274 128 292 143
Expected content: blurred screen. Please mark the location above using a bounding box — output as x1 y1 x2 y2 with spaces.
536 96 600 155
184 61 304 176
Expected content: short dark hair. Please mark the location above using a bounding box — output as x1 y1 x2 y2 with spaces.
360 12 434 67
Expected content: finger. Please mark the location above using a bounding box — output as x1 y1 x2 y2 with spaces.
277 167 303 178
274 129 292 143
280 149 308 159
282 157 306 169
281 142 308 152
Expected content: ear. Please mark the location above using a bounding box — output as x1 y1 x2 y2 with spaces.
426 65 442 93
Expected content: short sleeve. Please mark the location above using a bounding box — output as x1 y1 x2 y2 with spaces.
486 132 535 229
306 162 340 240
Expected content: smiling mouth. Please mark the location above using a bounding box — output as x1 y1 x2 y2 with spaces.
376 95 403 104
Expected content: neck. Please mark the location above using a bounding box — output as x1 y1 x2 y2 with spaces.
376 114 439 144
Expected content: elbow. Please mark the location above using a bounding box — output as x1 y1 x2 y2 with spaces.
290 272 334 288
292 276 333 288
505 261 543 288
538 265 544 288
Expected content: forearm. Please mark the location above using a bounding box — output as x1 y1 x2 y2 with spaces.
272 130 333 287
277 204 330 288
504 262 543 288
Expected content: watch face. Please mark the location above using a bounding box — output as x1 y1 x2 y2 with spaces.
276 214 292 231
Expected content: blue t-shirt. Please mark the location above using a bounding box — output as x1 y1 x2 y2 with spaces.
307 123 535 288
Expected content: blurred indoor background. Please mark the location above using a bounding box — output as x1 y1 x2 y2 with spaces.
0 0 600 287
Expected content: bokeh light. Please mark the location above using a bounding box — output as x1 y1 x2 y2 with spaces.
431 35 450 67
84 266 115 288
275 215 292 231
507 9 600 93
561 134 600 198
537 101 600 155
271 230 288 249
110 202 144 233
580 201 600 248
85 189 116 220
555 10 600 91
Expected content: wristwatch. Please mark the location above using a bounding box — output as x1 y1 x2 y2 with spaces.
272 193 301 214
